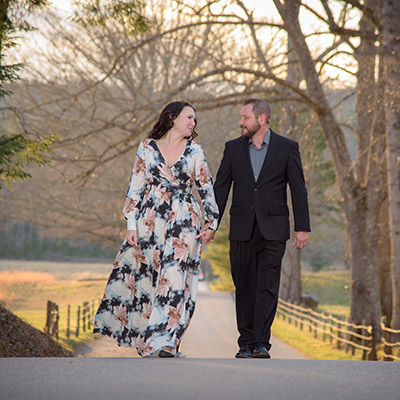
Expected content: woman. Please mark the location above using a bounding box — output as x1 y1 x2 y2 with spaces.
93 101 219 358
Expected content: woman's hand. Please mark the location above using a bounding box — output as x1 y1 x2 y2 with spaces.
125 230 138 246
196 228 216 245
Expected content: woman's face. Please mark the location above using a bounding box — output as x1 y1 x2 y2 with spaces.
173 106 196 137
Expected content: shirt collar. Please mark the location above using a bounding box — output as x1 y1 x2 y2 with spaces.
248 128 271 146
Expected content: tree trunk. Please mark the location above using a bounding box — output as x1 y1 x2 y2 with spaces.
354 6 377 182
273 0 385 346
383 0 400 331
344 193 382 347
279 15 302 303
379 197 392 319
280 234 301 303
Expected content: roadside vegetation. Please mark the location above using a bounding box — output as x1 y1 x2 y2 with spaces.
0 259 354 357
0 260 109 352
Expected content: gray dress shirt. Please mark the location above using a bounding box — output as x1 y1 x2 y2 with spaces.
248 129 271 182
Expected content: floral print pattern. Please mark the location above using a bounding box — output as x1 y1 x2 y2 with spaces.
93 139 219 356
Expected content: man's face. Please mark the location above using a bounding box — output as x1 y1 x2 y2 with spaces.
239 105 260 138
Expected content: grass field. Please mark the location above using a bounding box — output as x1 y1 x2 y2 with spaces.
301 269 350 318
0 259 111 352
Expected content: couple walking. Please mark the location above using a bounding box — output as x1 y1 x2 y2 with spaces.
93 98 311 359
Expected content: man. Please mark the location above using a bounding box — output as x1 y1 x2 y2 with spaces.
212 98 310 358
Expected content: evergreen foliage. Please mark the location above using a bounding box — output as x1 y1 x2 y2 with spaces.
0 0 56 189
0 133 57 188
72 0 149 35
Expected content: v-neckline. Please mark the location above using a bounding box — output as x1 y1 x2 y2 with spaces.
153 139 189 169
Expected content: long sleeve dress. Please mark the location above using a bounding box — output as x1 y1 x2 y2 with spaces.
93 138 219 357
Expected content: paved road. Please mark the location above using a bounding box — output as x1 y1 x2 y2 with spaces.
2 284 399 399
1 358 399 400
75 282 307 359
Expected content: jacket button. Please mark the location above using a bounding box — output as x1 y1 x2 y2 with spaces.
251 206 254 210
254 188 258 192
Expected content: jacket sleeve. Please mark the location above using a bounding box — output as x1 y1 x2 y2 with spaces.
123 141 146 231
213 142 233 226
287 142 311 232
194 144 219 230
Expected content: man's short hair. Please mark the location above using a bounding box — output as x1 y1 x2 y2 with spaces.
243 98 271 123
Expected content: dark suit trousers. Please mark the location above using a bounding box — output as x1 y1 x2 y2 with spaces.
230 219 286 350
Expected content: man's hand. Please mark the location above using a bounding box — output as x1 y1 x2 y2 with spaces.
293 231 309 250
125 230 138 246
196 228 216 245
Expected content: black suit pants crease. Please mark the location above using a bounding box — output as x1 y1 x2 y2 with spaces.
230 220 286 350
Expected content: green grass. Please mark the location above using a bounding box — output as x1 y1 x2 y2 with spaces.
301 270 350 318
272 317 363 360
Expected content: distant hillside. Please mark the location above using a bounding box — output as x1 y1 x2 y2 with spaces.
0 304 72 357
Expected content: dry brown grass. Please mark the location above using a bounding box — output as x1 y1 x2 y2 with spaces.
0 270 56 284
0 271 56 304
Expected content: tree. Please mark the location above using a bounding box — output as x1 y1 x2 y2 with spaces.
0 0 58 188
270 0 387 352
0 1 248 244
0 0 150 189
382 0 400 332
279 5 303 303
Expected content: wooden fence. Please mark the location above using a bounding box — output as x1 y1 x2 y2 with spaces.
276 298 374 360
45 299 99 339
380 316 400 361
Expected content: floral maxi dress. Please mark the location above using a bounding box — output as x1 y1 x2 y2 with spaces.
93 139 219 356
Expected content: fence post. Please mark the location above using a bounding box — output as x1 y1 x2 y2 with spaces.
44 300 59 340
337 321 342 350
87 301 92 330
76 306 81 337
314 314 317 339
362 319 367 360
82 301 90 330
66 304 71 339
345 318 351 354
350 318 356 357
91 300 95 323
300 313 304 331
367 321 377 361
382 316 393 362
82 302 88 332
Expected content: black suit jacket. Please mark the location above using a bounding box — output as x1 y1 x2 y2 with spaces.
214 130 311 241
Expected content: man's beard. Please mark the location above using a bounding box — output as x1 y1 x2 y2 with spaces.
241 122 261 138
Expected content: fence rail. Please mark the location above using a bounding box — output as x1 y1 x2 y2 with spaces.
380 316 400 361
276 298 374 360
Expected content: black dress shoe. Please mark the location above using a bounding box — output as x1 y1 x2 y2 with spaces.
159 350 174 358
235 345 252 358
252 344 271 359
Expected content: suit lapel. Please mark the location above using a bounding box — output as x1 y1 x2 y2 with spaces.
238 136 256 184
257 131 281 183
